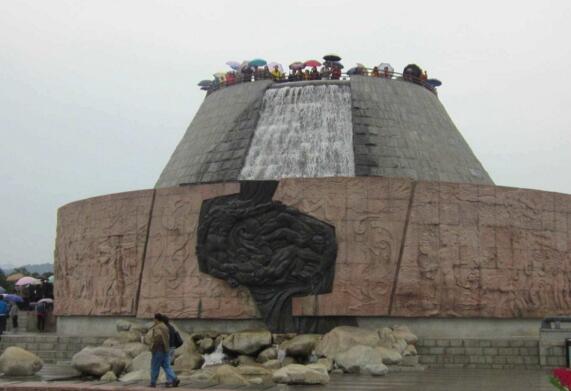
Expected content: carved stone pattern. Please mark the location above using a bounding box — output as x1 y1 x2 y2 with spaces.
195 181 337 332
137 183 258 319
392 182 571 318
54 190 154 316
274 177 413 316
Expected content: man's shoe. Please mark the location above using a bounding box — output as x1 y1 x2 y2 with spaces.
148 384 156 388
166 379 180 388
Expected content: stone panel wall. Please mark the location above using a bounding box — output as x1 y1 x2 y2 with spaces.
55 178 571 321
137 183 258 319
54 190 154 316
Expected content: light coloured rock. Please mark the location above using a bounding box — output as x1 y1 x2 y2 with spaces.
222 330 272 355
175 336 198 358
116 320 133 332
191 330 220 342
364 364 389 376
401 355 420 367
272 364 329 385
173 351 204 373
403 344 417 356
102 338 121 347
392 325 418 345
0 347 43 376
334 345 387 375
119 369 164 383
376 346 402 365
256 346 277 363
127 351 151 373
306 363 328 376
120 342 149 358
72 347 130 376
378 327 407 354
272 333 297 345
317 358 334 372
215 365 250 386
100 371 117 382
189 368 218 383
235 365 272 376
393 338 408 354
282 357 296 366
280 334 321 358
316 326 380 358
262 359 282 370
118 330 142 343
198 337 215 354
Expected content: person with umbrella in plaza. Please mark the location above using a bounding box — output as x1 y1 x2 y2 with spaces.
0 296 9 336
5 294 23 331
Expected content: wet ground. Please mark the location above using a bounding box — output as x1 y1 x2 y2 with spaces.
0 366 555 390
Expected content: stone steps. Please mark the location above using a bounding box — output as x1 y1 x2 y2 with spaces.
0 334 107 364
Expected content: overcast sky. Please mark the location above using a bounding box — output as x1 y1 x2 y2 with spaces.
1 0 570 267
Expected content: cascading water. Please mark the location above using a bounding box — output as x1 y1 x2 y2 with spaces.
239 84 355 180
201 342 226 368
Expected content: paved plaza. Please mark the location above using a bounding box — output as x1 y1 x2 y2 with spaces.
0 366 555 390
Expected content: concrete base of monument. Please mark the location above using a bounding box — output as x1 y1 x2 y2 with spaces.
57 316 542 339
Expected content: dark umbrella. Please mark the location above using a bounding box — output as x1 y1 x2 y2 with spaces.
403 64 422 78
198 80 213 87
323 54 341 62
426 79 442 87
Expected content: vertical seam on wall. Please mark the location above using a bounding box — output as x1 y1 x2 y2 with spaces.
133 188 156 317
388 180 417 315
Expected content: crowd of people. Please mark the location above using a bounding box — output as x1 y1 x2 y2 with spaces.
200 54 439 95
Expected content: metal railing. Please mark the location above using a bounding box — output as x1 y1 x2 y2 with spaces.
203 68 438 95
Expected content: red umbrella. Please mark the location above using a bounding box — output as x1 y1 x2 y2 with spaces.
304 60 321 68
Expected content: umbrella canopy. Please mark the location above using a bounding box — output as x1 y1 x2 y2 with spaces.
304 60 321 68
347 67 359 75
249 58 267 67
289 61 304 70
426 78 442 87
323 54 341 62
239 61 251 71
198 80 213 87
267 62 283 72
403 64 422 78
48 275 54 283
379 62 394 72
15 276 42 286
38 298 54 304
3 294 23 303
226 60 241 70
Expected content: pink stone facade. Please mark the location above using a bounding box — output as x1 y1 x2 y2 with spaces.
54 178 571 319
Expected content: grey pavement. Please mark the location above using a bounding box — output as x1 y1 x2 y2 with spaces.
0 366 555 390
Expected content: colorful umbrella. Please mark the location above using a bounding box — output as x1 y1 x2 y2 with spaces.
225 61 241 70
289 61 304 70
304 60 321 68
4 294 23 303
379 63 393 72
248 58 267 67
323 54 341 62
15 276 42 286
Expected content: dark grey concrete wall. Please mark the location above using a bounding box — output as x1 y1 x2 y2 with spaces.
350 76 493 184
155 80 272 187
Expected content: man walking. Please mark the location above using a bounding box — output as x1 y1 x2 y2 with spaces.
144 313 179 388
0 296 9 336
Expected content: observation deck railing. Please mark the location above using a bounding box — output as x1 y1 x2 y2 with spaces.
204 69 438 95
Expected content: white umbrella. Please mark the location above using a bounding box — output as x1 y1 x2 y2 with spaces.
15 276 42 286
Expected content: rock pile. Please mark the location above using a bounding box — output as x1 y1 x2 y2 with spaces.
69 321 420 386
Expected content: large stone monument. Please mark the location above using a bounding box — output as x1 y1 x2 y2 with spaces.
54 76 571 337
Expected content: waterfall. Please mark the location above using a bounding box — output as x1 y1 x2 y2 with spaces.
239 84 355 180
201 342 226 368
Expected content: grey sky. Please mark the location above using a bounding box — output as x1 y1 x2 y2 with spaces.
1 0 570 266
